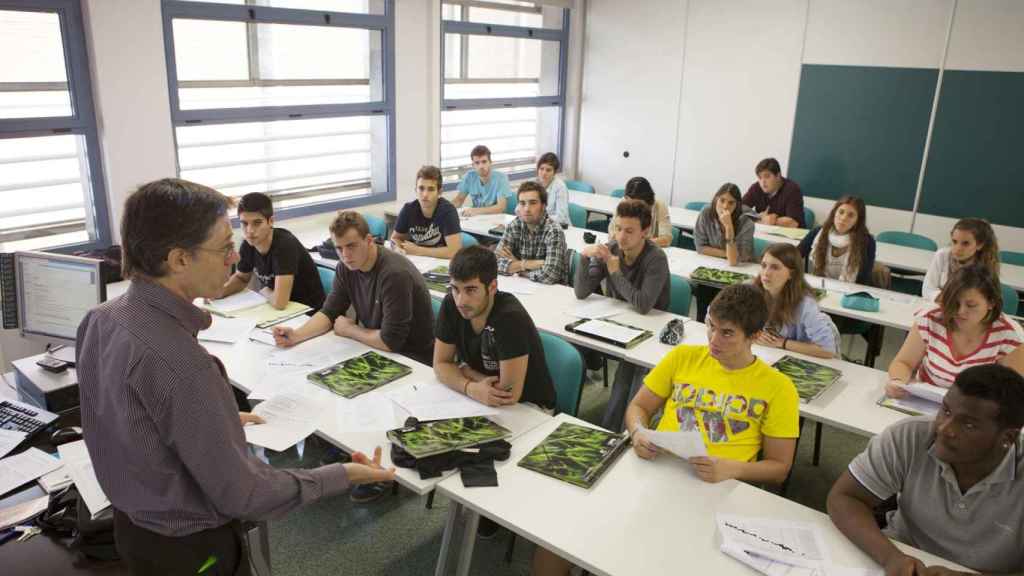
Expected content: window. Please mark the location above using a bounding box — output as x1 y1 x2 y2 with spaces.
0 1 110 252
162 0 394 216
441 1 568 188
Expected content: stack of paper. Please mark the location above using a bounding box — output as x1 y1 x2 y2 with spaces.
203 290 267 316
0 429 27 459
904 383 947 404
198 316 256 344
56 440 110 518
244 391 327 452
387 381 498 421
38 465 74 493
0 448 62 496
0 494 50 531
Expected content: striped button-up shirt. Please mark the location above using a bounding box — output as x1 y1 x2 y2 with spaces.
76 279 348 537
495 214 568 285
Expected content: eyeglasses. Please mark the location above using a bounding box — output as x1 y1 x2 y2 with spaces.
195 244 238 261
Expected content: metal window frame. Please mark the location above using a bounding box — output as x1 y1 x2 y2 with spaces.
0 0 112 252
161 0 396 220
440 2 569 190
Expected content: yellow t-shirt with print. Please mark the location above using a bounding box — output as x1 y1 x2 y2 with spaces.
644 345 799 463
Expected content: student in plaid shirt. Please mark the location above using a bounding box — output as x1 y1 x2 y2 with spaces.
495 181 568 285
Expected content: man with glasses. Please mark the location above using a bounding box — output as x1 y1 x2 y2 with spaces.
76 179 393 575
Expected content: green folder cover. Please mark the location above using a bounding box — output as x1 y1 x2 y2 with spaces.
306 351 412 399
772 355 842 404
690 267 752 286
517 422 629 489
423 266 450 293
387 416 512 459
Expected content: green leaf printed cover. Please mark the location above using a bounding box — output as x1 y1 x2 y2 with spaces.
423 266 450 293
387 416 512 459
517 422 629 489
772 355 842 403
306 351 412 399
690 267 752 286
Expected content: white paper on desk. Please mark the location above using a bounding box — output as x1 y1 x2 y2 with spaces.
245 391 325 452
266 336 359 369
56 440 110 518
38 464 73 493
247 315 308 346
717 513 830 568
904 383 947 404
0 428 27 459
386 381 498 420
573 319 645 344
405 254 447 273
645 429 707 459
247 365 309 401
198 316 256 344
0 447 62 497
336 394 399 433
205 290 267 315
0 493 50 531
569 298 632 319
497 274 539 295
722 546 881 576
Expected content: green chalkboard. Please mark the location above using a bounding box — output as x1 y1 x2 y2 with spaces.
919 70 1024 228
788 65 937 211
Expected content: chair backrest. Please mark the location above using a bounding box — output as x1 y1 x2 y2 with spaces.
670 226 680 247
684 201 708 211
1001 283 1020 315
365 214 388 240
999 250 1024 266
460 232 478 247
803 207 816 230
540 331 584 416
430 296 442 318
754 237 770 260
876 231 938 251
567 249 580 286
669 275 692 317
565 180 594 194
568 203 587 228
317 266 334 295
504 192 518 215
610 188 625 198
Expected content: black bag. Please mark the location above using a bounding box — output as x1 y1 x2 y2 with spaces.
36 486 118 563
389 417 511 485
73 245 124 285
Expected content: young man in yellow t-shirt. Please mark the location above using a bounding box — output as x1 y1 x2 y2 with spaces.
625 283 800 485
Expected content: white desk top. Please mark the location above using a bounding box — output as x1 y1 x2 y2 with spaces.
437 413 964 576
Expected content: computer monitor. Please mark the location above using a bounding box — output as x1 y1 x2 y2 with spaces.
14 251 106 347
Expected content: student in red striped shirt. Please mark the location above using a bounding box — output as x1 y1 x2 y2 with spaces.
886 265 1023 397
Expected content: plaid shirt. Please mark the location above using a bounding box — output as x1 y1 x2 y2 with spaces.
496 214 568 284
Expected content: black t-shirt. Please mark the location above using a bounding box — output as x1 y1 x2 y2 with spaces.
237 228 325 310
394 197 461 247
436 291 556 409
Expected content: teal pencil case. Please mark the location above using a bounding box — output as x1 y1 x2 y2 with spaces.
841 291 880 313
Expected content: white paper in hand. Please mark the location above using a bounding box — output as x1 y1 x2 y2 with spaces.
645 429 707 459
904 383 947 405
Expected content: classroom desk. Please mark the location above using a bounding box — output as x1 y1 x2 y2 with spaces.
433 413 964 576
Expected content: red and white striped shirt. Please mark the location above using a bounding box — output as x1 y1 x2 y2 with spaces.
914 305 1023 388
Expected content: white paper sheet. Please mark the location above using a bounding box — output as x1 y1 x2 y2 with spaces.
569 298 633 319
0 493 50 531
198 317 256 344
386 381 499 420
717 513 830 568
244 391 325 452
336 394 400 433
205 290 267 315
266 336 360 369
573 319 645 344
904 383 947 404
246 365 310 401
497 275 539 295
0 447 62 497
0 429 27 459
247 315 309 346
405 255 448 273
645 429 708 459
56 440 110 518
38 464 73 493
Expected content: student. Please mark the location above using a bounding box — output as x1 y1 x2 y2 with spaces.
76 179 393 574
742 157 805 228
494 181 568 285
828 364 1024 575
922 217 1000 302
536 152 570 228
391 165 462 259
273 211 435 367
755 243 839 359
694 182 757 265
452 145 510 215
798 195 876 286
610 176 673 247
220 192 325 311
575 199 670 431
887 265 1022 397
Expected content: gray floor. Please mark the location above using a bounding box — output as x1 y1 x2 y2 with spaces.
264 327 905 576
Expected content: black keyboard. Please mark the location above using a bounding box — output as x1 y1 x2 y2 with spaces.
0 400 55 437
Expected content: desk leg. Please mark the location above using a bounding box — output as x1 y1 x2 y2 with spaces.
435 501 462 576
455 509 480 576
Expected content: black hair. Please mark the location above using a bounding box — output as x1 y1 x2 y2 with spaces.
624 176 655 206
450 244 498 286
537 152 560 172
237 192 273 219
708 283 769 337
755 157 782 176
954 364 1024 429
517 180 548 206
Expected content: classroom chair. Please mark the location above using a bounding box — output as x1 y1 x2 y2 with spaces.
566 249 581 286
684 201 708 211
504 192 517 215
542 332 585 417
669 275 692 317
431 297 442 317
568 203 588 228
365 214 388 240
1002 283 1020 315
586 218 610 233
1000 250 1024 266
564 180 595 194
670 227 681 248
876 231 937 295
460 232 478 247
803 207 816 230
610 188 625 198
753 237 770 260
317 266 334 295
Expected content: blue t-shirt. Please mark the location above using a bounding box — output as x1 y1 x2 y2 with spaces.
394 197 461 247
457 170 511 208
